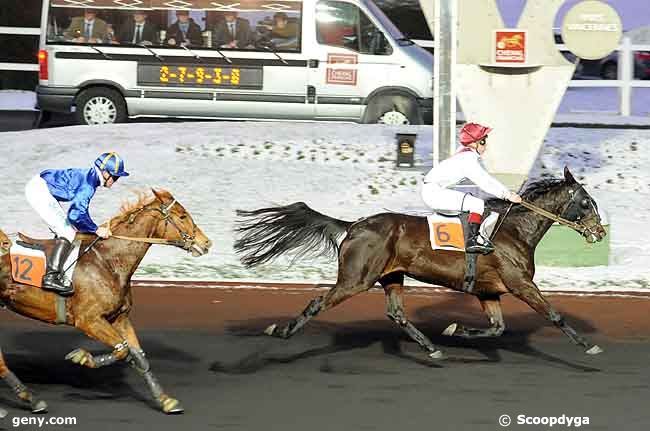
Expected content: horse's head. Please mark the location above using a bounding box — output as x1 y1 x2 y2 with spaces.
149 189 213 257
0 229 11 255
560 167 607 244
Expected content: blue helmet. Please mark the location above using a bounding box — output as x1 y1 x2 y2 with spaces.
94 152 129 177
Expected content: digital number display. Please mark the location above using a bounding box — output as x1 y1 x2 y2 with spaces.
137 64 263 89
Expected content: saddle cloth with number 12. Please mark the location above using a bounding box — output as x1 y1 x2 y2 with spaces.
9 241 81 288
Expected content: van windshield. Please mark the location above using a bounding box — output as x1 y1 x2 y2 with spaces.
361 0 406 42
45 0 303 52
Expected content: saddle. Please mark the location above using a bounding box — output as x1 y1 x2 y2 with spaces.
9 233 80 289
18 232 61 250
426 211 500 294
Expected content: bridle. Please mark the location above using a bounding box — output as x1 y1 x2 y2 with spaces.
119 199 198 250
519 185 602 239
80 199 198 251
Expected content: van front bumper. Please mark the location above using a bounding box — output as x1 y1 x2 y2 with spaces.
36 86 77 113
418 97 433 124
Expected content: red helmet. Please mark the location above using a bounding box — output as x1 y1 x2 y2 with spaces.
459 122 492 146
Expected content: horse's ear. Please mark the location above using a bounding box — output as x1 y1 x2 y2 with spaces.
151 188 165 203
564 166 576 184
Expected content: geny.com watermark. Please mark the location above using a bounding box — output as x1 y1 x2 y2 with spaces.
10 416 77 428
499 414 590 428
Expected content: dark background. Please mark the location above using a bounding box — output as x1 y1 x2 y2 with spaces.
0 0 42 90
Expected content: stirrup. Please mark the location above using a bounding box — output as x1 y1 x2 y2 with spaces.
42 273 74 296
465 244 494 255
465 236 495 255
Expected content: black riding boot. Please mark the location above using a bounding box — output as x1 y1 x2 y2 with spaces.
42 238 74 296
465 222 494 255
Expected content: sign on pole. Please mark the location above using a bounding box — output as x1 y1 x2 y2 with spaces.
494 30 527 64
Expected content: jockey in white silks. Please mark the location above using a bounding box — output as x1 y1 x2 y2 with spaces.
24 152 129 295
421 122 522 254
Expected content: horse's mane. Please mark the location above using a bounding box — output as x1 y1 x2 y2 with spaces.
109 190 168 226
487 177 567 213
520 178 567 201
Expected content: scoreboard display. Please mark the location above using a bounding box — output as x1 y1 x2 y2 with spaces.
137 64 263 89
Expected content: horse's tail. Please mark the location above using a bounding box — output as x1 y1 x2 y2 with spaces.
234 202 353 268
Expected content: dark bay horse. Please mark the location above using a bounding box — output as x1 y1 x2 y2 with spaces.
0 189 212 414
235 168 606 359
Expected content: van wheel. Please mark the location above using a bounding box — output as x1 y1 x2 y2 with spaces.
363 94 422 125
76 87 127 125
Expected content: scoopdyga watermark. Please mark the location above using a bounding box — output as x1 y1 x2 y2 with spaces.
499 414 590 428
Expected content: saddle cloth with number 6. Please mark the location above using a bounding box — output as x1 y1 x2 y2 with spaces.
426 212 499 252
9 241 81 288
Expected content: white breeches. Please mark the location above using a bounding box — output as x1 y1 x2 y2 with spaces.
421 184 485 214
25 175 76 242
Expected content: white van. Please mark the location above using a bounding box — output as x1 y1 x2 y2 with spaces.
38 0 432 125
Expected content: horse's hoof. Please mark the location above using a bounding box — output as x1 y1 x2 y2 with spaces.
428 350 445 360
264 324 277 336
65 348 94 367
31 399 48 414
65 349 86 363
442 323 457 336
161 397 184 415
586 345 603 355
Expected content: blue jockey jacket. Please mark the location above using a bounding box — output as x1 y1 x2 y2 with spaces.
40 168 101 233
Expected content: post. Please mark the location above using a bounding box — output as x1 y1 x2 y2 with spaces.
618 36 632 117
418 0 436 161
430 0 457 165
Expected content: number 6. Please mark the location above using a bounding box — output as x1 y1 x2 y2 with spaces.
436 224 451 243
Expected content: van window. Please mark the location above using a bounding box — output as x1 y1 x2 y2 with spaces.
45 0 302 52
316 0 392 55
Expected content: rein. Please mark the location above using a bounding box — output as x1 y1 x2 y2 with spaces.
519 200 586 234
76 233 188 247
77 198 196 250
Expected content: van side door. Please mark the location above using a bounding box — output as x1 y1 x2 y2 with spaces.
309 0 395 121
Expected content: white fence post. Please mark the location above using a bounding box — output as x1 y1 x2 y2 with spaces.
618 36 632 117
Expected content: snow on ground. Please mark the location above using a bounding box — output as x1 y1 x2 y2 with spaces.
0 91 36 111
0 121 647 291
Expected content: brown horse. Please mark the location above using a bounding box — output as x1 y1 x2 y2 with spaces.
0 189 212 414
234 168 607 359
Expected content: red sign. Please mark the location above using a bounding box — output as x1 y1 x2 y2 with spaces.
327 53 358 65
326 68 358 86
494 30 526 63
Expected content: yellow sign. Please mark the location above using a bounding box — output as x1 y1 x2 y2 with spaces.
400 142 414 154
160 66 241 86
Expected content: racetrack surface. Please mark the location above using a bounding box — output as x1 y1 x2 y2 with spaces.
1 283 649 430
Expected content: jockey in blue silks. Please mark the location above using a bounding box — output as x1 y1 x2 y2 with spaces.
24 152 129 295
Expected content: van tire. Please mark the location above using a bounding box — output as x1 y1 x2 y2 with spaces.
75 87 127 125
362 93 422 125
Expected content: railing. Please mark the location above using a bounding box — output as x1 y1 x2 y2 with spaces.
0 26 41 73
414 36 650 118
561 37 650 117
